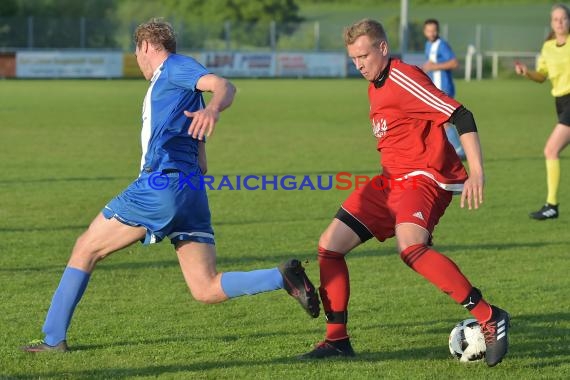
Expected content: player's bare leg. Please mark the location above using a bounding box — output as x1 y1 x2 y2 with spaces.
300 218 361 359
176 241 227 303
320 218 362 253
530 123 570 220
176 241 320 316
22 213 146 353
68 213 147 272
543 123 570 160
394 222 429 252
396 223 509 366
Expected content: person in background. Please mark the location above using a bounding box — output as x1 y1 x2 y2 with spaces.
515 3 570 220
423 18 465 160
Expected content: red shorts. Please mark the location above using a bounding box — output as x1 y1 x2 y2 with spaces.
341 175 452 242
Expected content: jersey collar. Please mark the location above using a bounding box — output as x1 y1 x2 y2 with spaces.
150 56 169 83
150 64 162 83
372 58 392 88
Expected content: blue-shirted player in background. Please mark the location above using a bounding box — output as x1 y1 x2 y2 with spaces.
22 18 319 353
422 18 465 160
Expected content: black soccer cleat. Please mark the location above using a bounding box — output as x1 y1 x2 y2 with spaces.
278 259 320 318
21 339 69 353
529 203 558 220
299 338 355 359
481 306 510 367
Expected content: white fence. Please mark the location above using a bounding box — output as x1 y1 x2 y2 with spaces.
465 45 540 81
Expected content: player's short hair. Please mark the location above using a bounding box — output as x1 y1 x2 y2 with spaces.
343 19 387 46
134 18 176 53
424 18 440 31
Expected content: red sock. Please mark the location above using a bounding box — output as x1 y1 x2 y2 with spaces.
400 244 492 323
318 246 349 341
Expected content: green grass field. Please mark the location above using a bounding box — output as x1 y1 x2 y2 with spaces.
0 78 568 379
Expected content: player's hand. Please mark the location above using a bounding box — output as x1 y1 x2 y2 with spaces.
185 108 219 140
422 61 435 72
460 173 484 210
514 61 527 76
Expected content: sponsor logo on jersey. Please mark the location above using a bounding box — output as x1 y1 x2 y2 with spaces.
372 118 388 138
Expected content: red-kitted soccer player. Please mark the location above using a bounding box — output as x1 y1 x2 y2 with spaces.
300 19 510 367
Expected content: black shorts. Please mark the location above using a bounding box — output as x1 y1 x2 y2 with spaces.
555 93 570 126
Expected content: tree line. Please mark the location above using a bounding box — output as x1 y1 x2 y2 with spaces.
0 0 302 49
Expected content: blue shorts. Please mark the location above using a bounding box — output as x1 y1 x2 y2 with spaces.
102 171 214 245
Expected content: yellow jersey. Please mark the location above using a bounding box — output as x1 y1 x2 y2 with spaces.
537 39 570 97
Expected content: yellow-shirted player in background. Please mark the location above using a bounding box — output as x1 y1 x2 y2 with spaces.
515 3 570 220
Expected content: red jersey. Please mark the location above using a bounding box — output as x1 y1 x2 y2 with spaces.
368 58 468 192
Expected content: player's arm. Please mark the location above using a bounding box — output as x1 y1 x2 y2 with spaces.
423 57 458 72
449 106 484 210
184 74 237 140
198 141 207 174
514 62 547 83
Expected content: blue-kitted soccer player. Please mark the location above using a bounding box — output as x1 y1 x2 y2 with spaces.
21 18 319 353
422 18 465 160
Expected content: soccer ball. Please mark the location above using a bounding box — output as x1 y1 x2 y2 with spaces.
448 318 486 362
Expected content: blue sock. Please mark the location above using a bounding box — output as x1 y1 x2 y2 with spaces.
220 268 284 298
42 267 90 346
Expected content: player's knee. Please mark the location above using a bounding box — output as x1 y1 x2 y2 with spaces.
395 227 430 254
187 284 220 304
399 243 428 267
318 223 357 253
190 292 212 304
543 145 559 159
318 231 332 250
317 246 345 262
397 239 422 254
72 233 109 263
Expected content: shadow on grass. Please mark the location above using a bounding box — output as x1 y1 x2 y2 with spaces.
434 241 561 253
9 350 431 380
1 239 564 273
8 312 569 378
484 156 548 163
0 224 88 233
69 326 315 351
509 311 570 367
354 312 570 367
7 359 297 380
0 175 133 185
0 169 378 186
0 215 329 233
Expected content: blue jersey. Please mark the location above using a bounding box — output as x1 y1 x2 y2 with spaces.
103 54 215 246
140 54 209 175
424 38 455 97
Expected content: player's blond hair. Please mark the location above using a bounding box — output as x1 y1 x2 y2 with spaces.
343 19 387 46
134 18 177 53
